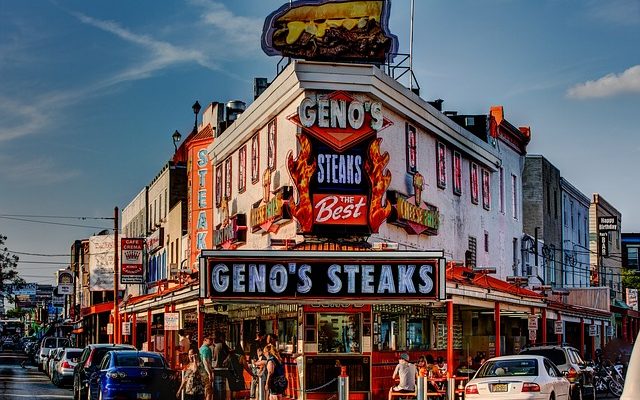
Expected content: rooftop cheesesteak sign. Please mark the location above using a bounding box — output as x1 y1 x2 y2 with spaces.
287 90 393 235
200 250 445 300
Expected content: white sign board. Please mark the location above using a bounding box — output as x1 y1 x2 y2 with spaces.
554 320 564 335
606 325 615 337
528 316 538 330
121 322 131 336
107 323 114 335
588 325 597 336
89 235 116 291
529 329 537 341
165 312 179 330
627 288 638 311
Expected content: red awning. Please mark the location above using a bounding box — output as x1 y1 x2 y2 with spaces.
447 264 543 298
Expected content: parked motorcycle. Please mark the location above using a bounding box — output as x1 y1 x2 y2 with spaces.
594 359 625 397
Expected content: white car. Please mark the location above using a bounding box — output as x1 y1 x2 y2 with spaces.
465 355 570 400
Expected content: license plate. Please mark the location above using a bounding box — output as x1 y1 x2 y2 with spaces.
492 383 508 392
137 393 152 400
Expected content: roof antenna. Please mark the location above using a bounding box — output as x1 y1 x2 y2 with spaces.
409 0 415 91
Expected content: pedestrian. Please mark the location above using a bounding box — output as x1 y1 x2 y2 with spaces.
213 331 231 400
199 336 214 400
179 329 191 367
250 332 267 400
388 353 416 400
264 344 287 400
177 349 210 400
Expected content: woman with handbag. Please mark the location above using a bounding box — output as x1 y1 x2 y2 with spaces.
263 344 287 400
177 349 211 400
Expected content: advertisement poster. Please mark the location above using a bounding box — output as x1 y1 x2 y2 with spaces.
121 238 144 284
57 270 73 295
89 234 116 291
165 313 180 331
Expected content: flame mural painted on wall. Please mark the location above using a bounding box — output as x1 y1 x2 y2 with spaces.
287 133 317 232
287 90 392 234
364 137 392 232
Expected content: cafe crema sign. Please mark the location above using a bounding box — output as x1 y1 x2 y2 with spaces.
200 250 445 300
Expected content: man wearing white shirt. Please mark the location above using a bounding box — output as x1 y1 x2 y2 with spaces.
389 353 416 400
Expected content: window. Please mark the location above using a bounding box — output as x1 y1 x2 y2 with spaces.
570 201 574 229
578 211 582 244
470 163 479 204
238 145 247 193
215 163 223 207
547 185 551 215
436 142 447 189
224 157 232 198
406 123 417 174
465 117 475 126
563 196 568 226
251 134 260 184
511 174 518 219
499 167 504 213
453 151 462 196
476 359 538 377
159 193 162 220
481 168 491 210
513 238 518 271
164 188 168 219
467 237 477 268
554 190 558 219
484 231 489 252
628 247 639 268
267 119 277 171
318 314 360 353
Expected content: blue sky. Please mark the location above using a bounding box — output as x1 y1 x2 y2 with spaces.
1 0 639 286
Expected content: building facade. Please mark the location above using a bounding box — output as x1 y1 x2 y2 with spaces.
560 178 591 288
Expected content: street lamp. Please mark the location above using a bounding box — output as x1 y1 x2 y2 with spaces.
192 100 201 133
172 130 181 153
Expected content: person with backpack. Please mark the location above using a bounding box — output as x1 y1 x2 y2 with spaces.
264 344 288 400
213 331 230 400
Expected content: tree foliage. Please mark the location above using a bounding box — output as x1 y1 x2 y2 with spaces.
622 267 640 291
1 234 25 302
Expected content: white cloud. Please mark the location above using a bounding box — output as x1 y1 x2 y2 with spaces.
0 154 80 185
566 65 640 99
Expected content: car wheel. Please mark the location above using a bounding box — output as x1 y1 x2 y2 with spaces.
73 378 79 400
571 385 583 400
549 393 555 400
608 378 623 397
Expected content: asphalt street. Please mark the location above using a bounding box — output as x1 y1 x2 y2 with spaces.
0 350 73 400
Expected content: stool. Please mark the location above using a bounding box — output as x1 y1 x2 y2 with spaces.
388 389 417 400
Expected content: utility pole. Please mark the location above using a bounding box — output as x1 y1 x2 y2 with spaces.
113 207 120 344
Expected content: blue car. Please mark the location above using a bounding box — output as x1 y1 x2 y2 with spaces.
88 350 177 400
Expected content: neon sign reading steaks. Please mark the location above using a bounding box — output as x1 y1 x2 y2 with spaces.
287 91 393 235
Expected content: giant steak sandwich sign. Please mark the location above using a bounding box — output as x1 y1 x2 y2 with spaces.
287 90 393 235
200 250 446 300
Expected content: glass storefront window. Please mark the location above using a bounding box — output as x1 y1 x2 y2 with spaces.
278 318 297 353
407 319 428 350
318 314 361 353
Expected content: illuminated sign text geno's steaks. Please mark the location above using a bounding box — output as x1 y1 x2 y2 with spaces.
204 259 438 299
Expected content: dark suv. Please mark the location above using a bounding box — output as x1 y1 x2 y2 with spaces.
73 344 135 400
520 345 595 400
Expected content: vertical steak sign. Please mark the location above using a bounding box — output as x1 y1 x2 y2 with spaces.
287 90 392 235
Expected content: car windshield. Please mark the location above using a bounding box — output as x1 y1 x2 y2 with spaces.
476 359 538 377
43 338 57 348
520 349 566 366
115 354 164 368
66 350 82 361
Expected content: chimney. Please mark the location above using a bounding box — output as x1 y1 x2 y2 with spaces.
201 102 225 137
428 99 444 111
225 100 246 124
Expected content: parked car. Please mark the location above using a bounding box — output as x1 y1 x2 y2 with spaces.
520 344 595 400
52 347 82 387
465 355 570 400
2 338 15 350
88 350 176 400
47 347 66 377
621 332 640 400
73 344 136 400
38 337 70 372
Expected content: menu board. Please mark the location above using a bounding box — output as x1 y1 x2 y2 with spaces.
436 322 463 350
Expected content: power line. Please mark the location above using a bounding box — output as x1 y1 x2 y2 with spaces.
0 216 111 230
9 250 68 257
0 213 114 220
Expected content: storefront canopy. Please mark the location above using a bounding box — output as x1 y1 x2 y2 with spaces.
446 264 543 299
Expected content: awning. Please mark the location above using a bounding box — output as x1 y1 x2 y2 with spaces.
447 264 543 298
613 299 631 309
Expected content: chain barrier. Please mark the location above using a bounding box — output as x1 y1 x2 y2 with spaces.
304 377 338 392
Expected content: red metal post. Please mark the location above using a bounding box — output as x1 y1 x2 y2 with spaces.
198 299 204 345
164 305 169 363
132 314 137 349
623 315 628 342
600 323 605 350
447 300 454 376
580 318 585 356
541 308 547 344
147 308 153 351
494 302 501 357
